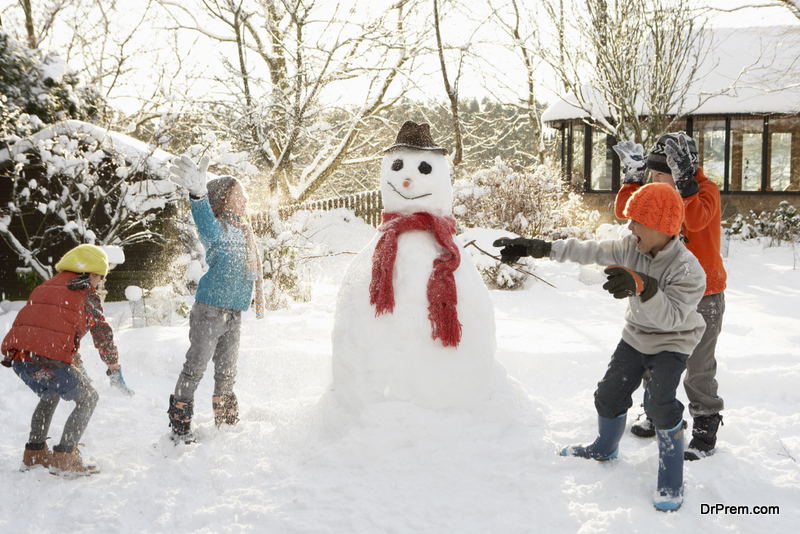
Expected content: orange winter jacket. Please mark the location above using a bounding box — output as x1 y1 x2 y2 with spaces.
615 168 727 296
1 271 91 365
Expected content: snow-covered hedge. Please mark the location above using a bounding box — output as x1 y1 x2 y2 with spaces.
452 157 600 240
0 122 179 284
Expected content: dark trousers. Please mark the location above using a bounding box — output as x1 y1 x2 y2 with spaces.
594 339 688 430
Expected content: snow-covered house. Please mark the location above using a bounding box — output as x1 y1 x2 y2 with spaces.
542 26 800 221
0 120 182 300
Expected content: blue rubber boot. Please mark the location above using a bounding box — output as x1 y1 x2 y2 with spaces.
561 414 626 461
654 420 686 512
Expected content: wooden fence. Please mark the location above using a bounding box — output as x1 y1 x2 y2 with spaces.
252 189 383 234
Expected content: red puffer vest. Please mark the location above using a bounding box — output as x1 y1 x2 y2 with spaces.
1 271 91 365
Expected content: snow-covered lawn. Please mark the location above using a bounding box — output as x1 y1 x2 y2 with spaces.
1 218 798 533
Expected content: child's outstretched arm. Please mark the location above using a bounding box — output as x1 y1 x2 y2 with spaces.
85 292 135 396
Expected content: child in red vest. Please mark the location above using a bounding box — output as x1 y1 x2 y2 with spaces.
2 244 134 475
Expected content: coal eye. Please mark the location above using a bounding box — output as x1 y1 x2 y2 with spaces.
391 159 403 171
418 161 432 174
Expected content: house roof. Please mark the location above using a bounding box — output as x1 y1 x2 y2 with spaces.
541 26 800 124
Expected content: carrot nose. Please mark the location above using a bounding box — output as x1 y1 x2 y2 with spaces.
403 179 412 188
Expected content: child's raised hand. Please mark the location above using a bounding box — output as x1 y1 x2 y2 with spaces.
612 141 647 184
170 155 209 197
664 134 699 198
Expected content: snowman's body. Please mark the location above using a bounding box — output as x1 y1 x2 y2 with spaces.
331 140 505 410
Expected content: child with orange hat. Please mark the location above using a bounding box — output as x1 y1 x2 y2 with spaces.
614 133 727 461
494 182 706 511
2 244 134 476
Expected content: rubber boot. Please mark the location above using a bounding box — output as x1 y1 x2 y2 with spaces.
168 395 195 444
21 442 52 470
49 444 99 476
212 393 239 427
654 421 686 511
561 413 627 461
685 414 723 461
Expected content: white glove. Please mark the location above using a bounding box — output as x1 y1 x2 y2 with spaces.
170 155 209 197
612 141 647 184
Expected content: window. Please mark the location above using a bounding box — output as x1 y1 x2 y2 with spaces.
694 118 726 189
730 118 763 191
571 123 585 190
591 130 612 190
769 116 800 192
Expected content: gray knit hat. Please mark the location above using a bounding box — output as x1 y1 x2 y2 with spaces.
206 175 237 210
646 133 699 175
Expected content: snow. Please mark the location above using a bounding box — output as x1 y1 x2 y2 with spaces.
101 245 125 266
1 218 799 532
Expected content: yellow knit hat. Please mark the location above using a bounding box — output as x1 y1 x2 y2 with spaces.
55 244 109 276
624 182 684 236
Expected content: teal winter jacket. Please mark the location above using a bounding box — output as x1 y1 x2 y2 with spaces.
191 198 255 312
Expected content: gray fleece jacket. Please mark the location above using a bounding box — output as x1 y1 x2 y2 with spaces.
550 234 706 355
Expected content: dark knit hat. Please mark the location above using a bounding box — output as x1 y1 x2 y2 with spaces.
206 175 238 210
385 121 448 155
646 133 698 175
624 182 684 236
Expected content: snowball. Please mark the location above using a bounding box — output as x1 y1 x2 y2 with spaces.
125 286 144 301
101 245 125 265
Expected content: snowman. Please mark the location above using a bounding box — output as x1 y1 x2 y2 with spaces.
331 121 508 411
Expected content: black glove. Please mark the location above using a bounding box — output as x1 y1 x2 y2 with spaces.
664 134 699 198
612 141 647 184
602 265 658 302
492 237 551 264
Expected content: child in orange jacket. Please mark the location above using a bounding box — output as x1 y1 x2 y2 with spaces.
614 133 726 460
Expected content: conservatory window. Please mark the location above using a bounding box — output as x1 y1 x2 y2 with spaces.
694 118 726 189
571 123 585 190
729 118 763 191
768 116 800 192
591 131 612 191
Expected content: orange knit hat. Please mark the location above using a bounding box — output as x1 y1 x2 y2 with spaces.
623 182 684 235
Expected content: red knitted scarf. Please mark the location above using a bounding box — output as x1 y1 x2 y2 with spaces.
369 211 462 347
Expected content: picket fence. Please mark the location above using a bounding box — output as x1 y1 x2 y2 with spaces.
252 189 384 234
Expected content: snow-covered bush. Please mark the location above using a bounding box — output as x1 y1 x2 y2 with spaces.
728 201 800 245
458 228 535 290
453 157 600 240
0 126 179 284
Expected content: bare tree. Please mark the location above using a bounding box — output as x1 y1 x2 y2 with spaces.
479 0 548 161
156 0 424 204
538 0 715 146
433 0 465 166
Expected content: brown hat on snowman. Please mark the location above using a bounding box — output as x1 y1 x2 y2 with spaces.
385 121 448 155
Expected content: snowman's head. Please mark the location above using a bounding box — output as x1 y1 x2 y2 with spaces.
381 122 452 216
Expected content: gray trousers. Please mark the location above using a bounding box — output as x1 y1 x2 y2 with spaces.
29 370 99 448
685 292 725 417
173 301 241 403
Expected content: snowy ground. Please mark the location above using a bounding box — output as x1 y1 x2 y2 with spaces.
1 213 798 534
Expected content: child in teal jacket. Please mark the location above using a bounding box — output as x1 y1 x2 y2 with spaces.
167 156 265 443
